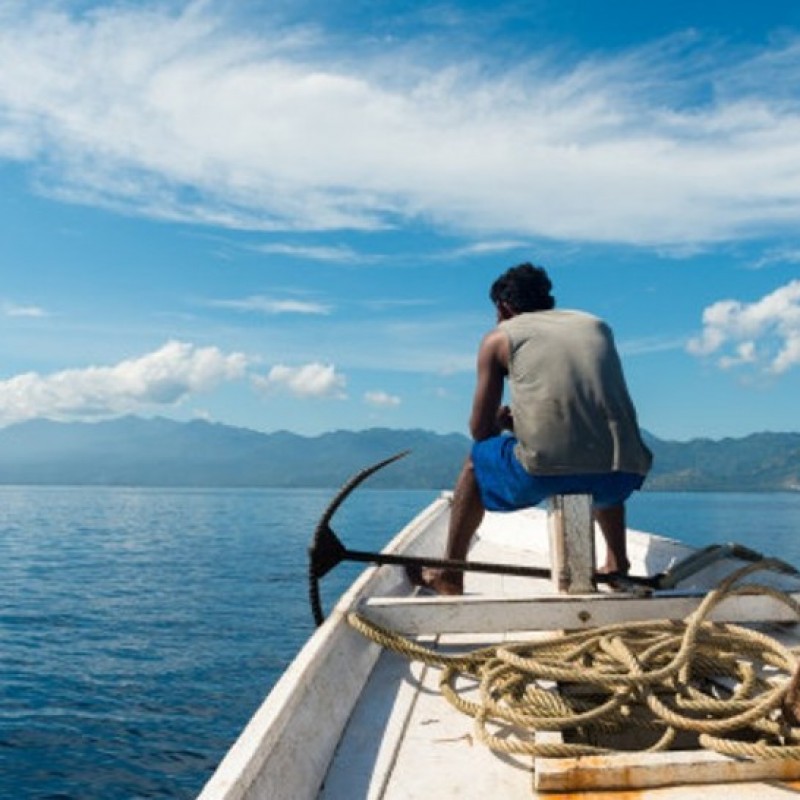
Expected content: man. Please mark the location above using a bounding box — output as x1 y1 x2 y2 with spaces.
417 262 652 595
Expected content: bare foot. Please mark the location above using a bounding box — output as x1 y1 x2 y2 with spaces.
595 571 628 593
405 564 463 595
597 559 630 577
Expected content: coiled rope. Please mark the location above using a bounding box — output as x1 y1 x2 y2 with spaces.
348 560 800 759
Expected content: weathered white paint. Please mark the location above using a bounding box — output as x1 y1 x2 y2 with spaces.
318 651 430 800
379 642 534 800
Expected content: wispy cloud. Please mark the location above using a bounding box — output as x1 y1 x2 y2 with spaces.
253 362 347 398
361 297 436 311
751 247 800 270
618 335 688 357
444 241 531 258
253 243 365 263
2 301 49 318
687 280 800 375
364 390 401 407
207 295 332 315
3 5 800 246
0 340 248 425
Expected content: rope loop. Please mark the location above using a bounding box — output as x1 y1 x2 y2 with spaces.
348 563 800 760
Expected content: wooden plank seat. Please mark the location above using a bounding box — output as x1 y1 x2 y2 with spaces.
357 590 800 635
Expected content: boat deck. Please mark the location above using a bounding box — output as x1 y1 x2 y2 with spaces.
319 512 800 799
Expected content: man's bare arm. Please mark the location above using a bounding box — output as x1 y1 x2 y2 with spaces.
469 328 509 441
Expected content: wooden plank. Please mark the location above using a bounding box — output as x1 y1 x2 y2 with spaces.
359 591 800 635
532 678 800 793
548 494 595 593
534 748 800 792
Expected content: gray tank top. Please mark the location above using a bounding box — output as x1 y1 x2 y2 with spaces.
500 309 652 476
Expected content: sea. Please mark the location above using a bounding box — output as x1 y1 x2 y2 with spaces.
2 486 800 800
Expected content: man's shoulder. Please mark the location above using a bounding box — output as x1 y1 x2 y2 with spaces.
480 326 511 356
549 308 602 322
503 308 604 328
474 327 511 375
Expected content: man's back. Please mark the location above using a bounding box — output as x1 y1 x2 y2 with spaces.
499 309 651 476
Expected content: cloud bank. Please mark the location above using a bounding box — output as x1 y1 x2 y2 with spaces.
687 280 800 375
0 337 355 426
0 341 248 425
3 3 800 245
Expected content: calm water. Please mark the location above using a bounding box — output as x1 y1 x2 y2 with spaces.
1 486 800 799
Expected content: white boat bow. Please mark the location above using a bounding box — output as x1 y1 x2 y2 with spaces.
199 482 800 800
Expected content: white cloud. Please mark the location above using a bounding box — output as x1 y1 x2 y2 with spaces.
364 390 401 407
253 243 364 263
0 340 249 425
687 280 800 374
2 301 49 318
361 297 435 311
618 335 687 357
253 362 347 398
445 241 530 258
752 248 800 270
208 295 331 315
4 5 800 245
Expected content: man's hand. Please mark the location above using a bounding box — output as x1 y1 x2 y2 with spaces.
497 405 514 432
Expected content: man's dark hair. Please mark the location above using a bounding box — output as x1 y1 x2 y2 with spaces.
490 262 555 313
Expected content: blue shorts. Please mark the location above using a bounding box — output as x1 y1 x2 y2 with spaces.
472 435 645 512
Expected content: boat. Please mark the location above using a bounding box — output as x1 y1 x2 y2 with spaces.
198 453 800 799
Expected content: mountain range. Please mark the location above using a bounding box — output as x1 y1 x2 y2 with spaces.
0 416 797 492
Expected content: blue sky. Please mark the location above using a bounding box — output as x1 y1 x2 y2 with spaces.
1 0 799 441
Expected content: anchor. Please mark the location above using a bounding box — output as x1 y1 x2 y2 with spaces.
307 451 798 625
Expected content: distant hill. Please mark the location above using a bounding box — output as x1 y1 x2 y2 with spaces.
0 416 797 492
643 430 800 493
0 417 469 489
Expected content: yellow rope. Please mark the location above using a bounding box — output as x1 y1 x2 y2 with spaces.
347 561 800 760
